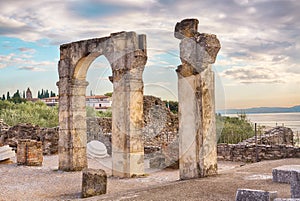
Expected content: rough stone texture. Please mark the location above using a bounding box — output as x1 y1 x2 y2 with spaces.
291 170 300 198
17 139 43 166
82 169 107 198
57 32 147 176
86 96 179 161
86 117 112 155
0 123 58 155
149 139 179 169
218 144 300 162
142 96 178 149
175 18 220 179
272 165 300 184
235 189 277 201
274 199 300 201
240 127 294 146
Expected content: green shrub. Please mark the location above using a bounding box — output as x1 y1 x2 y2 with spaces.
0 100 58 127
216 113 255 144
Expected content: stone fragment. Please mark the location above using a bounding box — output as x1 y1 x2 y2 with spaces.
0 145 15 161
87 140 109 159
174 18 199 39
82 169 107 198
17 139 43 166
235 189 277 201
273 165 300 184
291 170 300 198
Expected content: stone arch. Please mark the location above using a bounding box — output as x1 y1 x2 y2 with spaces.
57 31 147 177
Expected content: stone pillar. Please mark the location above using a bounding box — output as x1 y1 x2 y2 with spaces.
175 19 220 179
58 79 88 171
111 47 147 177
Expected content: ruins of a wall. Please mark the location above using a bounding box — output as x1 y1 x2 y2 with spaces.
86 95 179 159
218 126 298 162
241 127 294 145
217 144 300 162
0 123 58 155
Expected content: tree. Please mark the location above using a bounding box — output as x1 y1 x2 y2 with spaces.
50 91 56 97
11 90 25 104
163 100 178 114
45 90 49 98
6 92 10 100
22 90 25 99
104 92 113 97
1 94 5 100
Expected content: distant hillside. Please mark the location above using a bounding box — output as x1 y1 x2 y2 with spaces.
218 105 300 114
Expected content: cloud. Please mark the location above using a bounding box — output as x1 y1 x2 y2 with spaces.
0 0 299 100
18 66 45 72
17 47 36 54
221 66 284 84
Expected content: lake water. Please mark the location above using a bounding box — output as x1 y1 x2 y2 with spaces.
225 112 300 134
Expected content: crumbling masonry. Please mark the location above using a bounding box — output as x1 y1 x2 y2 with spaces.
57 18 220 179
175 19 221 179
57 32 147 177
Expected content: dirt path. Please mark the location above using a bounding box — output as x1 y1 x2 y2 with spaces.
0 155 299 201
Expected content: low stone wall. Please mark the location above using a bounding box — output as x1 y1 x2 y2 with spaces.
0 123 58 155
241 126 294 145
217 143 300 162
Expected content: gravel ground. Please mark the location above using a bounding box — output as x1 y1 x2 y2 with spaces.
0 155 299 201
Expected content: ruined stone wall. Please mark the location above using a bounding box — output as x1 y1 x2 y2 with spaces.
0 123 58 155
142 96 178 148
86 96 179 156
240 126 294 145
217 143 300 162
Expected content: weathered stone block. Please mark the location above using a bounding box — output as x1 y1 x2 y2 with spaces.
274 199 300 201
235 189 277 201
17 139 43 166
273 165 300 184
82 169 107 198
291 170 300 198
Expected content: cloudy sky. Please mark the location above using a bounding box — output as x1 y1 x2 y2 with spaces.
0 0 299 109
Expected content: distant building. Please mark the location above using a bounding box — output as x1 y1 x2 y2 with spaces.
40 95 112 111
42 96 59 107
86 95 112 111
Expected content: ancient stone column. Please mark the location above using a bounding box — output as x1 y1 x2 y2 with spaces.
57 79 89 171
175 19 221 179
110 34 147 177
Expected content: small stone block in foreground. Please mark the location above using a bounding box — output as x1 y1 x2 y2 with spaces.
82 169 107 198
273 165 300 184
17 139 43 166
235 189 277 201
291 170 300 198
